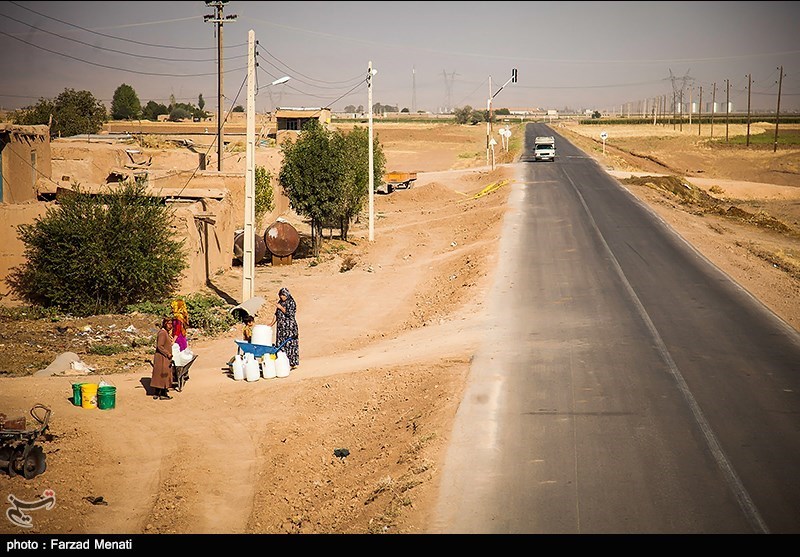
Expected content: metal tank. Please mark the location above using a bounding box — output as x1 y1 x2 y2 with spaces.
233 231 267 265
264 220 300 265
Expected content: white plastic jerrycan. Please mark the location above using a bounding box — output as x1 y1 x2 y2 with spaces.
232 354 245 381
244 353 260 382
261 355 277 379
275 351 291 378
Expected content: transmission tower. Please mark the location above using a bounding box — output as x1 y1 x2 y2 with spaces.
442 70 459 113
669 68 694 114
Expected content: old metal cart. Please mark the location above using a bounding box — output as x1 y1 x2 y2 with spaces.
171 354 199 392
0 404 51 479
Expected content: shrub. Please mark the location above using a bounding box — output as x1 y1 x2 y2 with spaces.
8 180 188 316
182 292 237 335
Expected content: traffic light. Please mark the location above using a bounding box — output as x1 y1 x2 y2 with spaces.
512 68 518 83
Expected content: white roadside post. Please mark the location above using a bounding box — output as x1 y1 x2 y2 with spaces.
600 130 608 155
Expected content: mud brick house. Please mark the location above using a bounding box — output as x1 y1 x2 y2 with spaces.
0 123 51 203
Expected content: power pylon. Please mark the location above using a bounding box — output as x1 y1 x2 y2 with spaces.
442 70 459 112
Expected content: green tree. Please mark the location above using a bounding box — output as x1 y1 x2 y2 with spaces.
592 111 602 119
255 165 274 227
279 120 385 253
279 120 339 255
453 106 474 125
335 126 385 240
232 105 245 113
7 180 187 316
11 98 54 127
169 107 191 121
198 94 205 111
12 88 107 138
111 83 142 120
142 100 169 121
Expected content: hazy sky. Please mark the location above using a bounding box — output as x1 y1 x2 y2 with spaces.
1 1 798 115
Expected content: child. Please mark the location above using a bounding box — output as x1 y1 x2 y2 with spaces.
242 314 255 343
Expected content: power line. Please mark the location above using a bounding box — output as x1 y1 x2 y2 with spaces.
0 12 246 63
7 0 246 50
256 49 363 86
0 30 245 77
175 72 248 197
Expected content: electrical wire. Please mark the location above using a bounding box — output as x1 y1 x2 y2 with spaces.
8 1 246 50
256 49 364 86
0 30 245 78
175 73 248 197
0 12 246 63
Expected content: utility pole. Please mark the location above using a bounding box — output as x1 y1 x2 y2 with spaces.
774 65 784 153
242 28 255 302
411 67 417 114
725 79 730 143
688 86 693 126
486 76 492 165
205 1 237 172
698 86 702 136
711 82 716 138
486 69 517 169
368 61 375 242
672 90 676 130
746 74 752 147
679 89 684 132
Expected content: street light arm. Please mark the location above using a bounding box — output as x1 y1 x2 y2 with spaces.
492 76 515 99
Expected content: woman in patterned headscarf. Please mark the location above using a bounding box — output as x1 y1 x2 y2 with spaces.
270 287 299 368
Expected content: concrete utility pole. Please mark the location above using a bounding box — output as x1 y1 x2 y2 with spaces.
486 76 492 165
368 61 376 242
774 65 784 153
205 1 237 172
746 74 752 147
698 86 702 136
242 29 255 303
711 82 716 138
725 79 730 143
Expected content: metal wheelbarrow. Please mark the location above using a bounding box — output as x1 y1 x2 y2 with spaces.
171 354 199 392
234 337 292 359
0 404 51 479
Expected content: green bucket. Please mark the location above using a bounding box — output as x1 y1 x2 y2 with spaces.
97 385 116 410
72 383 85 406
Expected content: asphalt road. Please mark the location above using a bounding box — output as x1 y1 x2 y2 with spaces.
429 123 800 534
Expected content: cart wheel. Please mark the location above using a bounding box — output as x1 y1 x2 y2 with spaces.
22 446 46 480
8 446 23 477
0 446 13 476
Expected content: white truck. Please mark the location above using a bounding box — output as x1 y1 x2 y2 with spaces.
533 136 556 162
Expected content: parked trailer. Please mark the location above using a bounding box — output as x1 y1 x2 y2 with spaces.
376 171 417 194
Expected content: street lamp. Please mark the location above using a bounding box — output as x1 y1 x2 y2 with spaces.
486 68 518 170
242 30 292 303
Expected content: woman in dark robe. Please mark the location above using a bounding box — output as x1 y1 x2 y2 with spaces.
270 287 299 368
151 317 174 400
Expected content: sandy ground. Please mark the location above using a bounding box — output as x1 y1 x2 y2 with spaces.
1 121 799 535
